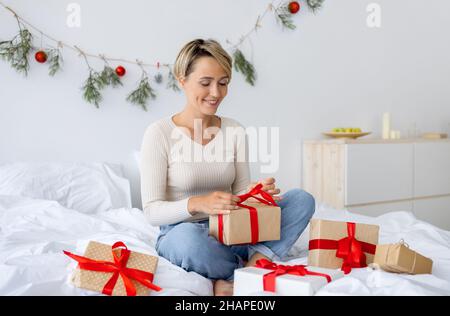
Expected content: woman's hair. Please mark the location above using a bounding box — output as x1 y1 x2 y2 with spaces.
173 39 232 81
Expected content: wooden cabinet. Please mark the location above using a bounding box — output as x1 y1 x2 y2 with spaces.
345 143 414 205
302 138 450 230
414 142 450 197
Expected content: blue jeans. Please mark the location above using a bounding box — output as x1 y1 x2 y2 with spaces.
155 188 315 281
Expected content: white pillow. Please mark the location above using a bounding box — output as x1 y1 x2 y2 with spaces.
133 150 141 171
0 162 132 213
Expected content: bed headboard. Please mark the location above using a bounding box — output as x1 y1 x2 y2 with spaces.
120 152 142 210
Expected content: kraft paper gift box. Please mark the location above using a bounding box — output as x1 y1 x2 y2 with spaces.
64 241 161 296
373 241 433 274
209 201 281 245
308 219 379 272
233 259 344 296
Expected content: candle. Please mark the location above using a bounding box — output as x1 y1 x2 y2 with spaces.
382 112 390 139
390 130 396 139
389 130 401 139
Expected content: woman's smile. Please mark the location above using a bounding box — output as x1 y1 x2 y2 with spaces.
203 99 219 107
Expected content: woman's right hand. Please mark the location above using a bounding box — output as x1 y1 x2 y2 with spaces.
188 191 241 216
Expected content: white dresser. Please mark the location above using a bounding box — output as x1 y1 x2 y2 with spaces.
302 138 450 230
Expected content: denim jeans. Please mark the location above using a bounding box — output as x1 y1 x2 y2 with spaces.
155 188 315 281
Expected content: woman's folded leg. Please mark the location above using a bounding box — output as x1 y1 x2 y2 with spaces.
248 188 315 261
156 221 245 280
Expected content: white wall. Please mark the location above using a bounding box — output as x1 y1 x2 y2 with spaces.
1 0 450 209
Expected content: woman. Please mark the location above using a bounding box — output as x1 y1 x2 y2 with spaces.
140 39 315 296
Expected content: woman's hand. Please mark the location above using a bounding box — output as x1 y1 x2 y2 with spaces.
247 177 282 202
188 191 241 216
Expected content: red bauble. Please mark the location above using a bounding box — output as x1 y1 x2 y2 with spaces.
288 1 300 14
35 51 47 63
115 65 126 77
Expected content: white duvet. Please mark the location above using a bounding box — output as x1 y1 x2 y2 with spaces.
1 194 450 296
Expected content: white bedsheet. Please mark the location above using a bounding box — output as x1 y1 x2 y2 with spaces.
1 195 449 296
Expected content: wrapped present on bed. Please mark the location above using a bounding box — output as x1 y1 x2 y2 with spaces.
373 240 433 275
308 219 379 274
209 184 280 245
233 259 344 296
64 241 162 296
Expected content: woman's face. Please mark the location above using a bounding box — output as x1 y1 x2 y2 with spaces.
179 56 229 116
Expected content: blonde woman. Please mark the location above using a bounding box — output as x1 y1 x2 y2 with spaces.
140 39 315 296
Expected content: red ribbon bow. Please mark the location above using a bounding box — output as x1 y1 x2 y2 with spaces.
308 222 376 274
218 183 278 244
255 259 331 292
63 241 162 296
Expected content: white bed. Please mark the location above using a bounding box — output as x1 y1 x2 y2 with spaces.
1 162 450 296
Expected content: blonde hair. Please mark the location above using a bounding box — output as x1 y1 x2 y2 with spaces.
173 39 232 81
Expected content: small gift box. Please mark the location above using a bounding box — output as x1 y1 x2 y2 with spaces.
308 219 379 273
373 240 433 274
233 259 344 296
64 241 162 296
209 184 280 245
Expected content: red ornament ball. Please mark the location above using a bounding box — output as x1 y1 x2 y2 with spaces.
35 51 47 63
115 65 126 77
288 1 300 14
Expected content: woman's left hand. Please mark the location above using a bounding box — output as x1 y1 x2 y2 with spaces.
247 177 282 201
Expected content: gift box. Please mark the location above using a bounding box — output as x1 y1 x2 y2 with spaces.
209 184 280 245
374 241 433 274
233 259 344 296
64 241 161 296
308 219 379 273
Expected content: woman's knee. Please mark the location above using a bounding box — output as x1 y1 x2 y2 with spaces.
157 222 238 279
157 223 205 262
283 188 315 219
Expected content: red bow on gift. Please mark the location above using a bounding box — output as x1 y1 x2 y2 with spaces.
218 183 278 244
64 241 162 296
308 222 376 274
255 259 331 292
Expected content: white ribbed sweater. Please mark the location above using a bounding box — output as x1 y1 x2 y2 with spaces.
140 116 251 226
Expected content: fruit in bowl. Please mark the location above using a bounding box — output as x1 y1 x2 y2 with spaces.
324 128 370 139
332 127 362 133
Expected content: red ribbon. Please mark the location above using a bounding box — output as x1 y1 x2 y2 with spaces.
255 259 332 292
308 222 377 274
218 183 278 244
63 241 162 296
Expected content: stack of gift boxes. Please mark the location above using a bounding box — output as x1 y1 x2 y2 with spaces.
62 184 433 296
209 185 433 296
231 218 433 296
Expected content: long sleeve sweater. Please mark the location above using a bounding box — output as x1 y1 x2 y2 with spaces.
140 115 251 226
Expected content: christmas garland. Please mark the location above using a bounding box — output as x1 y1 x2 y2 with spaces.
0 1 324 111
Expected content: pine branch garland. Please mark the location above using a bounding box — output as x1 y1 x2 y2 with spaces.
127 74 156 111
0 28 33 76
233 49 256 86
99 65 122 87
82 70 103 108
0 40 12 59
166 68 180 92
0 1 328 111
47 48 63 76
274 4 296 30
306 0 325 13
